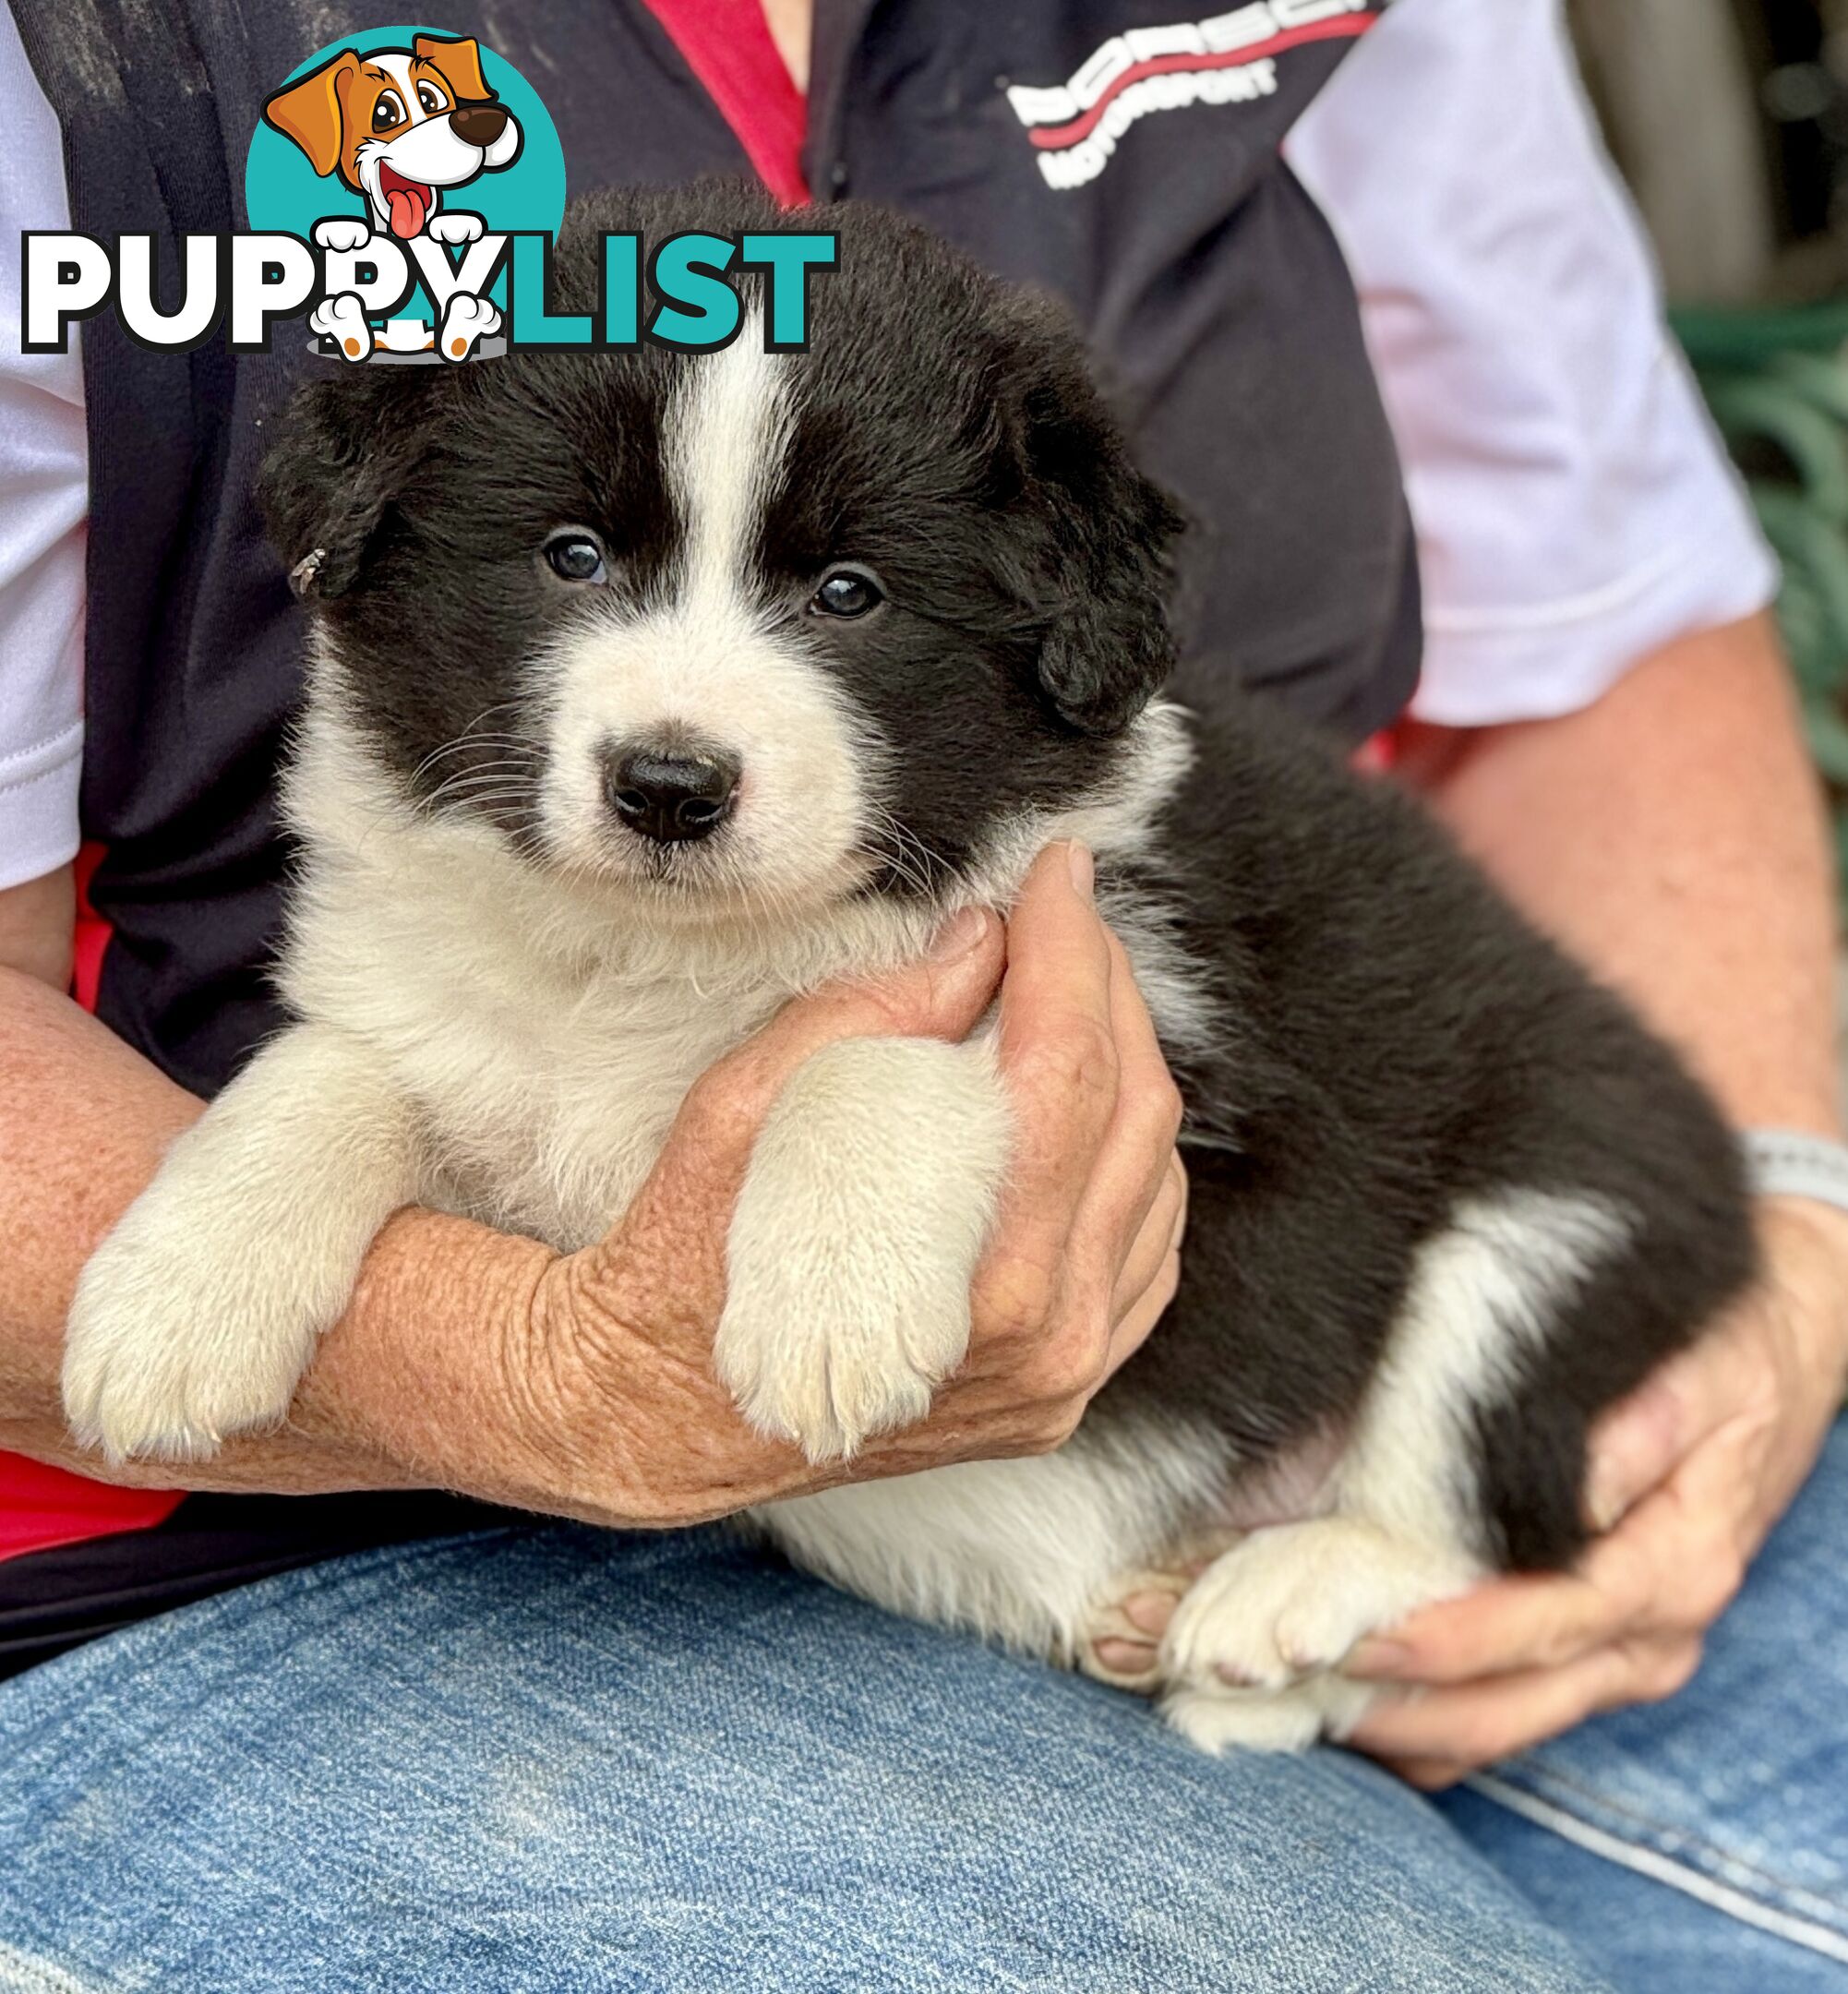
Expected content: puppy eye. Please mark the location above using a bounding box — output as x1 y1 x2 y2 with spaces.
416 80 448 114
544 531 609 585
810 567 883 619
371 90 407 132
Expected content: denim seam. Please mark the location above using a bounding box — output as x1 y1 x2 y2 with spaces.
1481 1756 1848 1931
1467 1772 1848 1966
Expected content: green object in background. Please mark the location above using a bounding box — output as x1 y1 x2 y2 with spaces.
1673 303 1848 900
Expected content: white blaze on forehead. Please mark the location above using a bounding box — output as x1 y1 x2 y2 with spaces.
532 302 877 908
668 306 794 605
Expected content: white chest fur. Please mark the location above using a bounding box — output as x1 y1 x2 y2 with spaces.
280 827 858 1249
275 702 1206 1252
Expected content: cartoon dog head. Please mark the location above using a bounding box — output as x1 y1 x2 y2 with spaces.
263 34 522 241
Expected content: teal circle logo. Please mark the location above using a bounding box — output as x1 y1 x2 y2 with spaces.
246 25 565 361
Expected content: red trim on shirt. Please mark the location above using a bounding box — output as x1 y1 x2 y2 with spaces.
1027 17 1376 150
638 0 811 205
0 1454 181 1562
71 839 110 1014
0 840 181 1566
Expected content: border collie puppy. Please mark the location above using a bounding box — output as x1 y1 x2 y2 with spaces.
63 184 1755 1752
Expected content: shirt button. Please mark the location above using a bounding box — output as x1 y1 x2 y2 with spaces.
829 162 849 194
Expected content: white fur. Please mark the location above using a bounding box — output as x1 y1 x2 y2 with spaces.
1156 1190 1630 1751
312 218 372 255
763 1418 1230 1660
718 1036 1010 1460
532 318 883 919
63 322 1621 1768
427 212 485 246
65 669 1176 1460
674 316 791 599
64 1024 417 1461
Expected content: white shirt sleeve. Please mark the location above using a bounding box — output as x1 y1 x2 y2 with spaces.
1287 0 1780 727
0 3 86 891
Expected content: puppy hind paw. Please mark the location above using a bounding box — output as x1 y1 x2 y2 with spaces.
1076 1540 1245 1694
1159 1518 1476 1698
1164 1683 1347 1762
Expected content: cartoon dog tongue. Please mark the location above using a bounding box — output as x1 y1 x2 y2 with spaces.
379 166 433 240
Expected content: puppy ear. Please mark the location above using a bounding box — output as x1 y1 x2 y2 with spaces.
258 372 434 603
994 301 1184 736
415 33 494 102
261 52 359 178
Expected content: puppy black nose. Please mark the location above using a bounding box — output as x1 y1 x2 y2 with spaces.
450 102 510 148
605 747 740 844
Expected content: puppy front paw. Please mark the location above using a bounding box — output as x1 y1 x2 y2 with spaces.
715 1037 1008 1463
61 1022 417 1463
716 1234 976 1463
61 1114 344 1463
63 1214 318 1464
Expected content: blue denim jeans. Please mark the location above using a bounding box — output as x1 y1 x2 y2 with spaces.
1441 1414 1848 1990
1 1424 1844 1993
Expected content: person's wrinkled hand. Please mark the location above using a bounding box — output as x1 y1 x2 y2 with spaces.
484 841 1188 1528
1340 1198 1848 1786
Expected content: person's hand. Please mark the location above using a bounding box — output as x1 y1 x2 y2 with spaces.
1341 1198 1848 1786
480 841 1188 1527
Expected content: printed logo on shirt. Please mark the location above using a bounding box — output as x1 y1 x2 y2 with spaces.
246 25 561 362
18 24 835 364
1006 0 1377 190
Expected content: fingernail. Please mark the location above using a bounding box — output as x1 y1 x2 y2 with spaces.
1347 1639 1412 1679
1067 841 1095 899
1586 1467 1628 1534
929 907 989 961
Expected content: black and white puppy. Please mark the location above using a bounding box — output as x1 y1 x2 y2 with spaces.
64 184 1756 1752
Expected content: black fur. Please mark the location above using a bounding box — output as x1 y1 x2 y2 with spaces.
261 185 1181 885
1122 711 1755 1567
261 183 1757 1577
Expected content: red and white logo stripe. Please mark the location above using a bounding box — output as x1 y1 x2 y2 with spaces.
1006 0 1376 189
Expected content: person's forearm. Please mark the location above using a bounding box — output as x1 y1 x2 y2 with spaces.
0 863 74 989
1400 612 1841 1137
0 963 553 1496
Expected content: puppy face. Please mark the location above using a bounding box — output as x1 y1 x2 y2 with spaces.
262 186 1182 922
262 35 522 240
